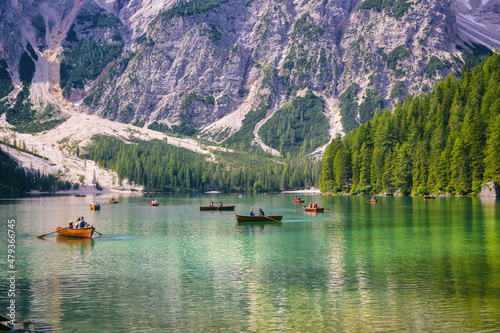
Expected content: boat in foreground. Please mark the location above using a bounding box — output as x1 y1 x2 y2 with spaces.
235 214 283 223
199 205 235 211
303 206 324 212
56 226 95 239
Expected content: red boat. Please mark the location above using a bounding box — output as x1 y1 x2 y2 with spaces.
303 206 324 213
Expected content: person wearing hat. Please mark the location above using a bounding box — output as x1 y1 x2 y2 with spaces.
67 221 74 229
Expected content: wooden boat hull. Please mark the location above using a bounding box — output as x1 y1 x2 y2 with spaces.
90 205 100 210
150 203 159 206
293 199 305 203
56 226 94 239
75 194 86 197
303 207 324 212
371 199 377 203
199 205 235 211
109 200 119 204
235 214 283 223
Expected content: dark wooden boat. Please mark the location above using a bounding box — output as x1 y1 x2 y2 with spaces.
56 226 95 239
423 195 435 199
199 205 235 211
235 214 283 223
75 194 86 197
303 206 324 212
293 199 305 203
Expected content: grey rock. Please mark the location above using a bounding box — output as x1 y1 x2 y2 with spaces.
479 181 500 197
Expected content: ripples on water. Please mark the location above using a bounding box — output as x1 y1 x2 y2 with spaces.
0 194 499 331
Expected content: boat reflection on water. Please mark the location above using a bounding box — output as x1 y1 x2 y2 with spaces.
56 235 95 249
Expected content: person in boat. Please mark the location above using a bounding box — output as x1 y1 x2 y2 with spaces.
259 208 265 216
219 201 223 207
309 202 313 208
314 202 318 208
295 196 298 200
76 217 89 229
372 196 376 200
67 221 74 229
249 208 255 216
210 202 214 207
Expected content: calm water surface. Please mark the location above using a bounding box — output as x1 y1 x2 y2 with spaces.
0 194 499 332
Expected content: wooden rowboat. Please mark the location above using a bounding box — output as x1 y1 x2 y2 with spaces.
303 206 324 212
371 199 377 203
150 202 159 206
423 195 435 199
235 214 283 223
293 199 305 203
75 194 86 197
109 200 119 204
90 205 100 210
199 205 235 211
56 226 95 239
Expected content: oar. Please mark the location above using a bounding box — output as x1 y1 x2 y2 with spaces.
264 216 281 223
37 230 57 238
94 230 102 236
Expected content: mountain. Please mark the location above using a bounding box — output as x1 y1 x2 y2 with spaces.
1 0 499 160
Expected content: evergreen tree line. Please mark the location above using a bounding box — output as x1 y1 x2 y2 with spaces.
84 135 322 192
320 52 500 196
0 147 72 194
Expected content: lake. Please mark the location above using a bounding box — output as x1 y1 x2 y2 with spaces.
1 194 499 332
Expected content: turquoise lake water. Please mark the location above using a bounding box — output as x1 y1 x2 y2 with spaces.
0 194 499 332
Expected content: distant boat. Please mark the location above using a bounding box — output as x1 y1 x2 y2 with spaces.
294 199 305 203
150 202 159 206
75 194 86 197
199 205 235 211
423 195 435 199
90 204 100 210
109 199 119 204
303 206 324 212
56 226 95 239
235 214 283 223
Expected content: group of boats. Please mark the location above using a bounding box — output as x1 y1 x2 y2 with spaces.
46 196 331 240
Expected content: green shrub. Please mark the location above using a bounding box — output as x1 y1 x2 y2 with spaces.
258 91 329 155
387 45 410 70
425 56 450 79
60 39 123 95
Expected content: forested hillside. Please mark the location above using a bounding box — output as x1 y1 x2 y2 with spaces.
320 52 500 196
0 147 72 194
84 135 321 192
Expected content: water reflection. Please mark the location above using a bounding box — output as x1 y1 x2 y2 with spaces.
0 194 499 331
56 236 94 249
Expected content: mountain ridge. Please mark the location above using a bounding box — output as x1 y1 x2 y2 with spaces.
0 0 499 160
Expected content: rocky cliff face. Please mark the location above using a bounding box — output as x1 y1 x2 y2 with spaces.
1 0 499 155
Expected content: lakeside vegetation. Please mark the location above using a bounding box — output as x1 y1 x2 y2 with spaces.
320 52 500 195
84 135 321 192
